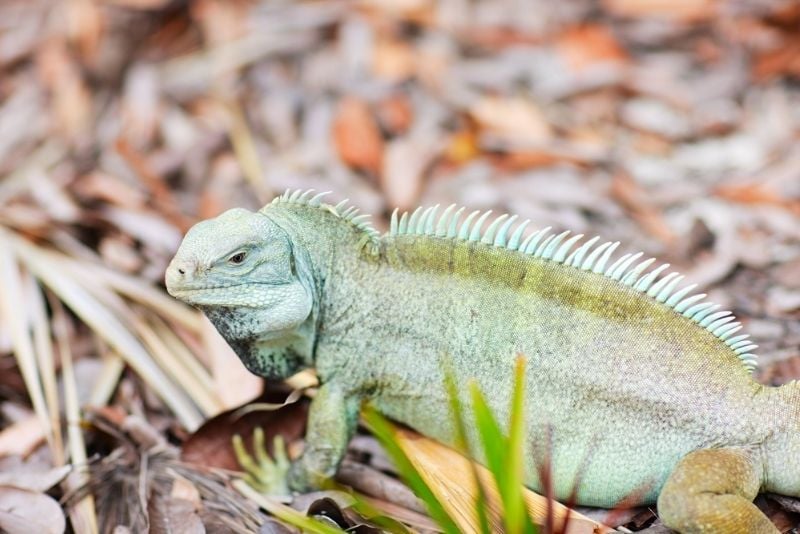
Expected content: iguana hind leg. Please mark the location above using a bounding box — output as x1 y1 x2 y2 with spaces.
657 448 778 534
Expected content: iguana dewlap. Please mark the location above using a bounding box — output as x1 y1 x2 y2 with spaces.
166 190 796 533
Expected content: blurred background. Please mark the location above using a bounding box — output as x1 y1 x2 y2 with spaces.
1 0 800 531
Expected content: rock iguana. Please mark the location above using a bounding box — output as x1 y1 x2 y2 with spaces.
166 189 797 533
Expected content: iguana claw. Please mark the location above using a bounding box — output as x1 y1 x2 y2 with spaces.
233 428 291 496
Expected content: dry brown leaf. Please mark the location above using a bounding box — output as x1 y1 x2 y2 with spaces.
102 0 172 9
181 390 309 471
121 63 161 148
99 235 144 274
333 97 385 178
556 25 628 72
489 144 602 171
444 128 481 165
36 39 91 138
460 28 543 49
610 173 676 245
115 138 194 232
602 0 717 22
152 497 205 534
715 182 800 214
372 36 415 81
0 464 70 493
376 94 413 136
0 486 66 534
470 96 552 145
64 0 103 61
193 0 249 45
381 137 437 210
72 172 147 209
0 416 45 458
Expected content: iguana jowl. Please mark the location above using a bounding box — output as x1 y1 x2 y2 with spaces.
166 189 796 533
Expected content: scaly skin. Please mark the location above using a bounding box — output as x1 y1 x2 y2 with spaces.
166 192 799 533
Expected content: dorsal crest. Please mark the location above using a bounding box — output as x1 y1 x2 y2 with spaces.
389 202 758 372
264 189 381 241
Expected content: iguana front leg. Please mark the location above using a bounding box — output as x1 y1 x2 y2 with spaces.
287 382 361 492
657 448 777 533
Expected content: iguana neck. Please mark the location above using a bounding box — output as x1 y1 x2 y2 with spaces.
202 303 317 377
243 203 375 373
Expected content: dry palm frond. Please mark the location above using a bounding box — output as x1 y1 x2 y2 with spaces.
52 297 98 534
3 229 206 431
68 409 268 534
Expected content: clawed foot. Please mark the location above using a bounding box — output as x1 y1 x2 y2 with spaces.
233 427 291 496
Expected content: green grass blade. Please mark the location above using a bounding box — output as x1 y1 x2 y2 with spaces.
443 366 491 534
502 356 537 534
363 406 461 534
469 381 507 487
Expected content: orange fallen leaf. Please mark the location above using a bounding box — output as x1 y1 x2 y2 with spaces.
444 129 480 165
602 0 717 22
753 37 800 82
377 93 414 136
715 182 800 214
36 39 91 139
0 416 44 458
470 96 551 145
611 173 676 244
333 97 385 179
556 24 629 72
373 36 416 82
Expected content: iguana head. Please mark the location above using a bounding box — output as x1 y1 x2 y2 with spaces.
166 208 315 376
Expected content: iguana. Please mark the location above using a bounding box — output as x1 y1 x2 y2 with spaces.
166 189 795 533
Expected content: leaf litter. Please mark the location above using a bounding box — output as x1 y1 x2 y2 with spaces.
1 0 800 531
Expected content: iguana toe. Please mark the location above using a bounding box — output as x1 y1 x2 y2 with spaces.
233 428 291 496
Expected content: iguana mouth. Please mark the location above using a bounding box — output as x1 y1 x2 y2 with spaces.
167 284 248 302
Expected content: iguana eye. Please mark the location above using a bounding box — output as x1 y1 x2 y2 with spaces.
228 251 247 264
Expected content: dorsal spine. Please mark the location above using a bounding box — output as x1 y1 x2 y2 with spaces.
389 202 758 371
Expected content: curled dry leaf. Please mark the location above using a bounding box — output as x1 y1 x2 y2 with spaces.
181 388 309 471
0 486 66 534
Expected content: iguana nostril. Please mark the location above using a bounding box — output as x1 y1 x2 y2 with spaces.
178 268 185 275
